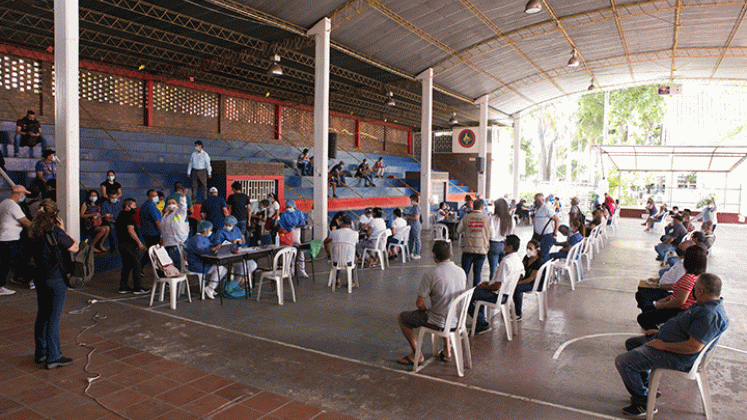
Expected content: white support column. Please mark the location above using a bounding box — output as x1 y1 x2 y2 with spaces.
417 68 433 229
476 95 489 198
55 0 80 242
512 116 521 201
308 18 331 241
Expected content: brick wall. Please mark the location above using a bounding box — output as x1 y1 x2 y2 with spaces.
432 152 493 194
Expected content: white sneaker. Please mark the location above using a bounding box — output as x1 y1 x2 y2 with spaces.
299 271 309 279
0 287 16 296
203 286 216 300
411 254 421 260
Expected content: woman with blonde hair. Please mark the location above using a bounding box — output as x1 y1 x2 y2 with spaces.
29 199 78 369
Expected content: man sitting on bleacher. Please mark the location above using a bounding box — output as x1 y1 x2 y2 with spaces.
655 215 687 261
615 273 728 416
14 110 48 158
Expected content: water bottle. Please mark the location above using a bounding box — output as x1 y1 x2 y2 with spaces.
275 235 280 246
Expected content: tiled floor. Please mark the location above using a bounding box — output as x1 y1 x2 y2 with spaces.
0 307 356 420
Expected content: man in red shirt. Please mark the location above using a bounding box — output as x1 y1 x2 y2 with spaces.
14 110 48 158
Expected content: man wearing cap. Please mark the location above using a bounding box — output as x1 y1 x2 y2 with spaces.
0 185 33 295
201 187 228 241
115 198 149 294
14 110 48 158
655 215 687 261
278 200 309 278
187 140 212 203
185 220 225 300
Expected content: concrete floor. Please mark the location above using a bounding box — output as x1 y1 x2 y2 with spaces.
2 218 746 419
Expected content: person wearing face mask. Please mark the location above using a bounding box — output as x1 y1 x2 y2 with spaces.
34 150 56 194
547 220 583 261
201 187 229 241
185 221 226 300
162 189 190 269
532 193 559 261
139 189 163 269
512 239 545 320
277 200 309 278
115 198 149 294
100 171 122 203
100 191 121 252
250 199 270 245
635 241 695 311
0 185 33 295
80 190 110 254
187 140 212 204
212 216 257 286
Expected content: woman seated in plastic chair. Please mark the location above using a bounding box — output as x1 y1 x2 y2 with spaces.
185 220 226 300
547 220 583 261
387 208 408 260
80 189 110 254
644 204 668 232
211 216 257 287
512 239 545 320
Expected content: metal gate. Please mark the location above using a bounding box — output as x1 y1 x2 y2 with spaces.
236 179 276 201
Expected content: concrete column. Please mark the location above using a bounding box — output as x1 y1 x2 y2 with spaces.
417 68 433 229
55 0 80 242
477 95 489 198
512 116 521 201
308 18 330 240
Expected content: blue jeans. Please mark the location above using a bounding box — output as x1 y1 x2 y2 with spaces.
547 251 568 260
538 233 555 262
468 288 508 324
165 245 181 270
615 335 697 405
0 240 26 287
14 134 48 157
513 281 537 317
236 220 248 241
487 241 504 282
408 223 421 255
34 275 67 362
461 252 486 287
655 243 674 260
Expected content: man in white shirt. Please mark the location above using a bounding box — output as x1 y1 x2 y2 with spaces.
387 208 408 259
468 235 525 334
532 193 559 260
0 185 32 295
187 140 212 203
635 240 694 310
162 188 190 269
324 215 359 287
358 207 387 265
397 240 466 365
358 208 373 231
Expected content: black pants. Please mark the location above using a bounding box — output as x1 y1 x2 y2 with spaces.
0 240 25 287
139 234 161 268
119 242 143 290
635 287 672 310
191 169 208 203
637 307 682 330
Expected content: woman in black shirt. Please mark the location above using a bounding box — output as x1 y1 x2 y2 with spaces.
513 239 544 319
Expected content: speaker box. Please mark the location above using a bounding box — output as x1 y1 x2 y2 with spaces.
328 132 337 159
476 157 485 174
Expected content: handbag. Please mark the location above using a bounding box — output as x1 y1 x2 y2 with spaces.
154 246 181 277
532 217 554 242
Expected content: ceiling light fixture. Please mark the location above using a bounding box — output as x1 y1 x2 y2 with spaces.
524 0 542 14
587 79 596 91
385 91 396 107
448 112 458 125
267 54 283 76
567 49 580 67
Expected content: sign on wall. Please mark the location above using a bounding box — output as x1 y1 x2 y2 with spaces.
452 128 477 153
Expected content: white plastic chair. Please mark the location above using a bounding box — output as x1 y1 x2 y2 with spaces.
257 246 297 305
360 230 389 271
590 225 604 255
578 237 593 271
525 260 554 321
327 242 358 293
433 223 452 252
147 245 191 310
470 268 524 340
550 241 583 291
645 336 720 420
413 288 475 377
387 225 411 263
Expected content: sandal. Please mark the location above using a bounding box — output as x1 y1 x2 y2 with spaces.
438 350 451 362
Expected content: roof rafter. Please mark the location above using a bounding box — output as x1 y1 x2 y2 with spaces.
670 0 682 82
709 0 747 79
610 0 635 81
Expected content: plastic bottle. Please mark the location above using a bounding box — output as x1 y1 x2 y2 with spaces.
275 235 280 246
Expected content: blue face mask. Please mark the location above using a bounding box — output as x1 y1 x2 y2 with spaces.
18 195 26 203
195 147 200 152
90 196 98 203
152 196 160 204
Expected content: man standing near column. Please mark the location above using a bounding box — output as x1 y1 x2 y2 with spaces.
457 199 490 286
187 140 211 204
532 193 559 260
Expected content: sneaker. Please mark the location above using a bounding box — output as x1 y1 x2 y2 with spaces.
298 271 309 279
46 356 73 370
622 403 655 417
203 286 216 300
28 280 35 290
35 355 47 364
132 288 150 295
0 287 16 296
411 254 421 260
118 287 133 294
474 321 491 335
515 315 522 321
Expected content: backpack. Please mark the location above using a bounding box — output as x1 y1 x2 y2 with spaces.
47 233 95 289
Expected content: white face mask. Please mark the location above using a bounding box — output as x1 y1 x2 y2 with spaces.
526 249 535 257
168 204 177 211
195 147 201 152
108 175 115 181
152 196 160 204
225 226 234 232
111 198 119 203
90 196 98 203
286 208 295 213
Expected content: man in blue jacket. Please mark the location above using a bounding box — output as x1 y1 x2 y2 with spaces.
278 200 308 278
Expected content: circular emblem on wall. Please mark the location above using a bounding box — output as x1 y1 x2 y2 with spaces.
458 129 476 148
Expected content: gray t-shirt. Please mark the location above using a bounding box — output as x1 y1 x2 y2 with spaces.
417 261 467 329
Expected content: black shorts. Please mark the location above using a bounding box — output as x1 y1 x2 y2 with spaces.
399 309 440 330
